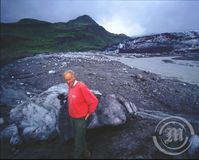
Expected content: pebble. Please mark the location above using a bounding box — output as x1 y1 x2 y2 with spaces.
62 62 67 65
48 70 56 74
26 92 31 95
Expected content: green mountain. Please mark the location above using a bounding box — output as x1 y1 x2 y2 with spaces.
0 15 129 64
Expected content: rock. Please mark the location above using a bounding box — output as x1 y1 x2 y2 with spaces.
117 95 138 117
10 134 21 145
0 117 4 125
188 135 199 158
91 90 102 100
129 102 138 116
18 103 56 140
143 71 150 74
48 70 56 74
182 83 187 86
110 82 114 86
135 74 146 82
61 62 67 66
153 89 158 93
97 94 127 126
0 124 18 139
0 124 21 145
88 72 97 76
26 92 31 95
9 83 68 142
151 76 158 81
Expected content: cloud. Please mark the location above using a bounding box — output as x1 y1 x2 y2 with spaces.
99 15 145 36
1 0 199 36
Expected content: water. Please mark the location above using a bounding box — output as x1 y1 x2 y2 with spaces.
107 56 199 85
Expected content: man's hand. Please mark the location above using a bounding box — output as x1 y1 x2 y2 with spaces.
85 113 90 120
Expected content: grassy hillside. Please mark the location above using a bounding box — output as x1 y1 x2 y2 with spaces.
0 15 129 65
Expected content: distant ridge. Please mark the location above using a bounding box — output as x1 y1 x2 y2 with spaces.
0 15 130 65
17 18 51 24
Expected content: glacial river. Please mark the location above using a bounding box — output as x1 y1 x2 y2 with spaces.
107 55 199 85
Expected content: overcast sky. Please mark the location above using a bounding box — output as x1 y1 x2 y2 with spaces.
1 0 199 36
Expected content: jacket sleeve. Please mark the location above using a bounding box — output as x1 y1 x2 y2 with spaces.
80 82 99 114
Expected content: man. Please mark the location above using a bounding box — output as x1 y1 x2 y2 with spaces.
63 70 99 159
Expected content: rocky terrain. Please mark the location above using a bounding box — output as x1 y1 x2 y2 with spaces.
0 52 199 159
106 30 199 60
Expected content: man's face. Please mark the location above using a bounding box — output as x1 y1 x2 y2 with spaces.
64 73 75 88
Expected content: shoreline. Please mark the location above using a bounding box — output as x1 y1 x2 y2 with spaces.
105 54 199 86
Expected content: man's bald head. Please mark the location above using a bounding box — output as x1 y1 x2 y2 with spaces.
64 70 76 87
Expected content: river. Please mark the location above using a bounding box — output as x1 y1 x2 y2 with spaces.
106 55 199 85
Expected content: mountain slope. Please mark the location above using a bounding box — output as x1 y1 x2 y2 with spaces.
0 15 129 64
66 15 98 26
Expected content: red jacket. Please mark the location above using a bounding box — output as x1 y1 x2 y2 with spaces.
68 81 99 118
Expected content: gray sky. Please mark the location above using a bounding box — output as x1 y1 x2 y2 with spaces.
1 0 199 36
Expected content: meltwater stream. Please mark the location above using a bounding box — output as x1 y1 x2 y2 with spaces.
107 56 199 86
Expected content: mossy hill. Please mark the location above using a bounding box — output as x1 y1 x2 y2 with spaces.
0 15 129 65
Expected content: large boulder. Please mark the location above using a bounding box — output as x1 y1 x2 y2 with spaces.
87 94 127 129
9 83 68 143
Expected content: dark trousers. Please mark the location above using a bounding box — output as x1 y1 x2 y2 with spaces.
70 118 88 159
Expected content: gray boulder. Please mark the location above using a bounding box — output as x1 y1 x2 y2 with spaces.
97 94 127 126
9 83 68 143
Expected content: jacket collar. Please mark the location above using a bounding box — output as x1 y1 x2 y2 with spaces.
73 80 78 87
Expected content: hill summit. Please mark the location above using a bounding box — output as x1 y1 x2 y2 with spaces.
67 15 98 25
